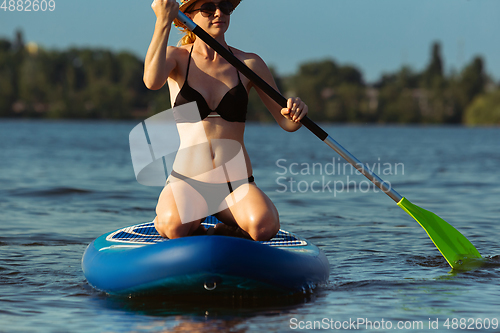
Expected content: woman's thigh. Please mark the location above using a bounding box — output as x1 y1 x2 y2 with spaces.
155 181 207 238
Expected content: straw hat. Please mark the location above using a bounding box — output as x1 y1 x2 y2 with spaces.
174 0 242 29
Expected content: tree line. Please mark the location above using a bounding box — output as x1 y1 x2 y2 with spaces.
274 42 500 125
1 31 499 124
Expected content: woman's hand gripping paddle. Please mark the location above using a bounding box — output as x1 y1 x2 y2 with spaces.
175 11 482 270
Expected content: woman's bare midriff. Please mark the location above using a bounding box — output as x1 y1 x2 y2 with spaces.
171 115 252 183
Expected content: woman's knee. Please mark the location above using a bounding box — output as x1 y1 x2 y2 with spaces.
247 210 280 241
155 211 188 239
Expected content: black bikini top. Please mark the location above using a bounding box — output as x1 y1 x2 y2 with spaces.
173 46 248 123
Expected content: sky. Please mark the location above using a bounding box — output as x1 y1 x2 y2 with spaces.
1 0 500 83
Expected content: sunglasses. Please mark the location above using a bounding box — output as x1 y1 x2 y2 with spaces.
188 1 234 17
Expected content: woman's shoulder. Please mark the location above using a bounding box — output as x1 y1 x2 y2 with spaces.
167 44 192 58
230 47 267 70
164 44 192 80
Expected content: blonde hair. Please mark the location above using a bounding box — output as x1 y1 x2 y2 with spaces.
177 1 197 46
178 29 196 46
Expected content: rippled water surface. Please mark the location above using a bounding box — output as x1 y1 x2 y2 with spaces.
1 120 499 332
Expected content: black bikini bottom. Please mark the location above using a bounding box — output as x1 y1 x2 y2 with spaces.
169 170 254 212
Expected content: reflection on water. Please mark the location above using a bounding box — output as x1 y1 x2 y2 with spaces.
97 292 316 317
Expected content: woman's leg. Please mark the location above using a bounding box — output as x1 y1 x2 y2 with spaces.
154 180 208 239
216 182 280 241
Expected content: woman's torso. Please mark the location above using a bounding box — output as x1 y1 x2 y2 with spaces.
167 44 252 183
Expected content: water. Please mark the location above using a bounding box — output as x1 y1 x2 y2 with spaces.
1 120 499 332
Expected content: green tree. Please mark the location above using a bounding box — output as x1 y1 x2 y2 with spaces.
459 56 486 105
289 59 339 121
375 66 421 123
288 59 366 122
463 89 500 125
422 42 444 89
0 39 16 116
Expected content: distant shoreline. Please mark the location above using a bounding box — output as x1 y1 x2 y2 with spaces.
1 34 499 125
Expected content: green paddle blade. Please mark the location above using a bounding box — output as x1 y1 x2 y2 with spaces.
397 197 481 270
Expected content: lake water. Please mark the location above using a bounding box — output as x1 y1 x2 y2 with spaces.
1 120 499 332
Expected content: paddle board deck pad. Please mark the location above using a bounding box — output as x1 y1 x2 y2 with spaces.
82 216 329 296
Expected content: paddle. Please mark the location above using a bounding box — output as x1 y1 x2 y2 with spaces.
175 11 482 270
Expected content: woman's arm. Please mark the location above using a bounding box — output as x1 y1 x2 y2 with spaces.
245 53 308 132
144 0 180 90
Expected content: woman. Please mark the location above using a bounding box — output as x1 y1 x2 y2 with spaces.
144 0 308 241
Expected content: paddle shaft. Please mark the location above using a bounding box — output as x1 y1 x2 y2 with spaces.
177 11 403 203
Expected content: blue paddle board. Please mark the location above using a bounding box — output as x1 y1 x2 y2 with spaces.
82 216 329 296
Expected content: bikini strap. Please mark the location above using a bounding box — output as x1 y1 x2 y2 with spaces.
184 45 194 83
